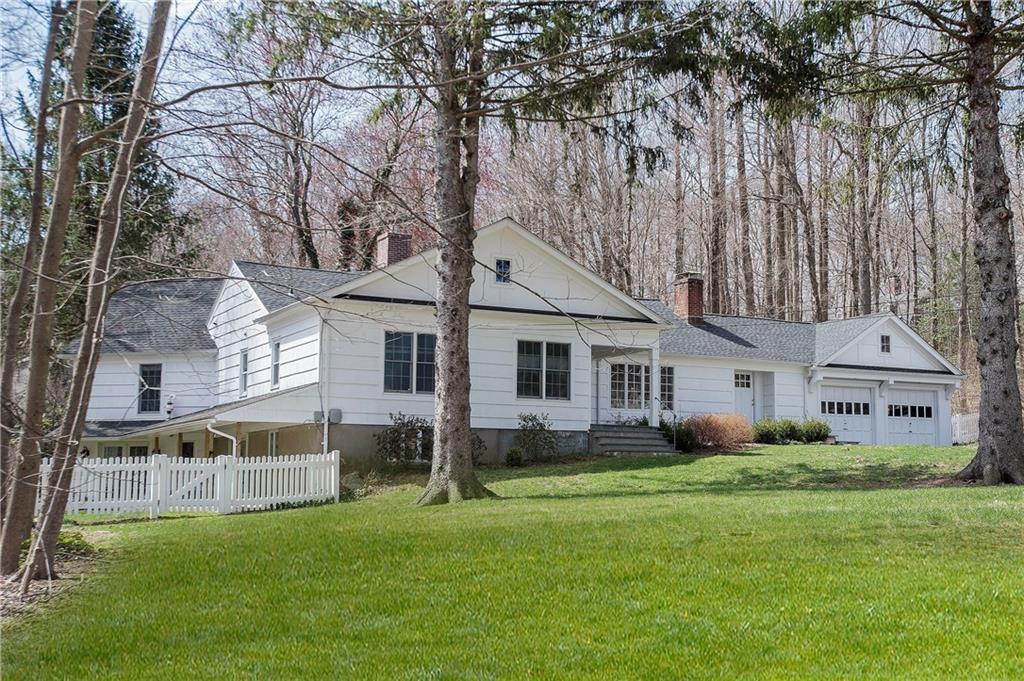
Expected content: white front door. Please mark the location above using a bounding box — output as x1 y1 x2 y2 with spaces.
819 385 875 443
887 389 938 445
734 371 754 423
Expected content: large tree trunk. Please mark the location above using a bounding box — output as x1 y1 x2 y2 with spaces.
0 2 65 521
734 101 755 315
818 132 831 320
854 99 873 315
21 0 172 586
956 3 1024 484
0 1 97 575
707 91 726 313
418 6 493 505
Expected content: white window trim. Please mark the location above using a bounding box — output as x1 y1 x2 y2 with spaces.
880 334 891 353
734 371 752 389
270 341 281 389
610 362 657 410
382 331 436 395
137 362 163 415
268 430 278 456
239 348 249 397
515 339 572 401
494 256 513 285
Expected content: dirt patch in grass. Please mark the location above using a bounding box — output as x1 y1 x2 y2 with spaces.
1 530 106 621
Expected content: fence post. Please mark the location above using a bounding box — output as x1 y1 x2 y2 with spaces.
217 455 234 514
150 455 165 519
330 450 340 503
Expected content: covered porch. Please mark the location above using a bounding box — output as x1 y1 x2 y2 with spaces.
81 383 329 458
590 344 664 426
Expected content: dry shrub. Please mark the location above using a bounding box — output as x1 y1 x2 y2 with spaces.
683 413 753 450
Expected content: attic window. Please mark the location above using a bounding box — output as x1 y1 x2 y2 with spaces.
495 258 511 284
880 335 891 353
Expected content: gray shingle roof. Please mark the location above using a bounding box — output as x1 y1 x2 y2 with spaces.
81 420 164 439
67 279 223 355
638 301 918 367
640 299 816 363
234 261 368 312
813 314 889 362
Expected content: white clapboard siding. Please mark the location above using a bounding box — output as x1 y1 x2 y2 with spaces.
951 413 979 444
36 451 339 518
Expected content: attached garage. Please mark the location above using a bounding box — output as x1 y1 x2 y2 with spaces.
886 388 939 445
819 385 874 444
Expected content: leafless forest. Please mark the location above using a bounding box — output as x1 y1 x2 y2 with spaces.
1 0 1023 566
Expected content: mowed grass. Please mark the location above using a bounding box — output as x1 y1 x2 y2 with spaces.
4 445 1024 680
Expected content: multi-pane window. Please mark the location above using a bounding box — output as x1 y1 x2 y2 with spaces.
384 332 436 393
880 335 891 353
610 364 644 409
129 445 148 458
734 372 752 389
103 446 123 458
239 350 249 395
887 403 933 418
495 258 512 283
517 340 571 400
660 366 675 411
545 342 571 400
271 341 281 388
516 341 543 398
821 401 871 416
416 334 436 393
138 363 162 413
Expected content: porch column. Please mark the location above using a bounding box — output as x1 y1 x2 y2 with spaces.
649 346 660 427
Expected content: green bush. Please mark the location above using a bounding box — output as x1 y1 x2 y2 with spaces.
514 413 558 463
505 447 524 467
673 424 698 453
800 418 832 443
754 417 833 444
776 419 802 442
375 413 431 462
753 419 783 444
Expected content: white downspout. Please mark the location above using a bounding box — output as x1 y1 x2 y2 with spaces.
319 317 329 456
207 421 236 457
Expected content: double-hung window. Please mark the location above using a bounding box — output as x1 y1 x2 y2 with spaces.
660 366 675 411
384 331 436 393
239 349 249 395
516 340 571 400
270 341 281 388
138 363 162 413
880 334 891 353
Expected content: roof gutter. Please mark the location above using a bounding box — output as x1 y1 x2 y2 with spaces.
207 421 236 457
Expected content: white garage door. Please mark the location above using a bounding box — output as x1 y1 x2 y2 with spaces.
887 389 938 445
819 385 875 443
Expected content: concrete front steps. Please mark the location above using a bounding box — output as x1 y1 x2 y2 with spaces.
589 424 678 455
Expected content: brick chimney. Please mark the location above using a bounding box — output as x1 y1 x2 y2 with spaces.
673 272 704 323
375 231 413 268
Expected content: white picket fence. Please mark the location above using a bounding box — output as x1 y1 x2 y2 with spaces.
952 413 980 444
36 451 340 518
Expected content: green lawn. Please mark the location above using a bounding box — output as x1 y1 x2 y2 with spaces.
4 445 1023 680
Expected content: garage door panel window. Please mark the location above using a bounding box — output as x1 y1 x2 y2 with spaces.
888 403 933 418
821 400 870 416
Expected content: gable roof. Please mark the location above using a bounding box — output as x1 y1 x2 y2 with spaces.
233 261 369 312
813 313 891 363
639 299 815 363
323 218 668 325
641 301 958 374
67 279 223 355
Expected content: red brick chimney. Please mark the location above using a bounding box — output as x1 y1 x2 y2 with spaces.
375 231 413 268
673 272 704 323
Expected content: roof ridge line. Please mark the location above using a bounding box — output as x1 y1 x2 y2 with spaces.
235 259 370 275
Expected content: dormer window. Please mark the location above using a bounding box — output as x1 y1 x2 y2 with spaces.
495 258 511 283
880 335 891 353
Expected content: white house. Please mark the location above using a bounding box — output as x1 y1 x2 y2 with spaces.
73 218 962 464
